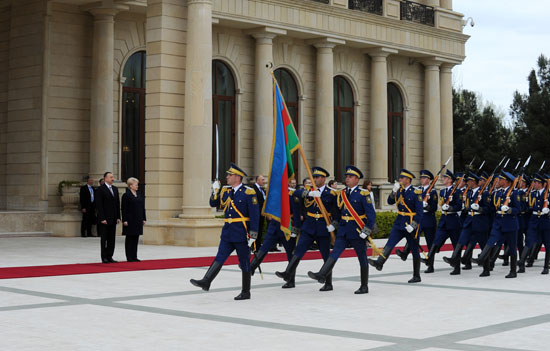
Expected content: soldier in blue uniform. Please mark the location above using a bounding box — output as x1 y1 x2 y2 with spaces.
518 173 550 274
190 163 260 300
275 167 338 291
395 169 438 261
456 172 468 227
308 165 376 293
472 171 521 278
422 170 462 273
249 187 297 288
443 172 492 275
368 169 423 283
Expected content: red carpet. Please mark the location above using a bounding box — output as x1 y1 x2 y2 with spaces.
0 243 455 279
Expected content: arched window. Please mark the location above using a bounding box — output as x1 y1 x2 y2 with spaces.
121 51 146 186
212 60 236 181
334 76 354 181
274 68 299 175
388 83 404 182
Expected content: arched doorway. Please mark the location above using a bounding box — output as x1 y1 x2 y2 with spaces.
334 76 354 181
388 83 404 182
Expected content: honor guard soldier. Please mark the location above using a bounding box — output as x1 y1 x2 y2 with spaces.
456 172 468 227
443 172 491 275
518 173 550 274
472 171 521 278
395 169 438 261
250 188 297 288
368 169 423 283
190 163 260 300
308 165 376 293
422 170 462 273
275 167 338 291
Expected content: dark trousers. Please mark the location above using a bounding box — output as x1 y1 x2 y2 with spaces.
214 239 251 272
330 237 369 267
386 227 421 258
98 223 116 260
125 235 140 261
259 227 296 261
81 211 94 237
421 226 436 250
294 232 331 262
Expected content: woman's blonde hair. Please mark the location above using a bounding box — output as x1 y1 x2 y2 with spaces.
126 177 139 186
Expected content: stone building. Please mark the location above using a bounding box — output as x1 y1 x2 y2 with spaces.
0 0 468 245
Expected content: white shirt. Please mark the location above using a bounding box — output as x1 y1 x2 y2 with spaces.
233 183 243 193
106 183 114 196
255 183 265 199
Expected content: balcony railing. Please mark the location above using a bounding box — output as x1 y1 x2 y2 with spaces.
400 0 435 26
348 0 383 16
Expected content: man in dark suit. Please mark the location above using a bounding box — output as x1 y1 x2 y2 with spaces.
79 176 96 237
252 175 266 251
95 171 121 263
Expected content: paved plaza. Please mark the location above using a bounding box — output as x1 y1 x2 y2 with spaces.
1 237 549 351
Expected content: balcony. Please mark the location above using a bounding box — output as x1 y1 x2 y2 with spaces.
348 0 383 16
400 0 435 26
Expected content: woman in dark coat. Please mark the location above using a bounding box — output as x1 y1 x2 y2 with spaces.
122 177 146 262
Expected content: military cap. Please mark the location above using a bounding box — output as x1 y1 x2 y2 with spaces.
345 165 363 179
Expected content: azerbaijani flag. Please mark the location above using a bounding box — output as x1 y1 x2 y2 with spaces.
262 76 300 238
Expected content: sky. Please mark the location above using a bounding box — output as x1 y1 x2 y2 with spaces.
452 0 549 123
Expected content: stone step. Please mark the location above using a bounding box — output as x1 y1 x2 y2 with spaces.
0 231 53 238
0 211 46 233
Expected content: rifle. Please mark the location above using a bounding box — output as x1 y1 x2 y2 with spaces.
475 156 506 204
503 156 531 207
489 157 510 194
423 156 452 202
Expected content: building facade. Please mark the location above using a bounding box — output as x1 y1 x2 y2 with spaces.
0 0 468 245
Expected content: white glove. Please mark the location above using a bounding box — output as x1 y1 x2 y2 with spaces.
359 226 372 239
327 224 336 232
212 180 221 193
247 238 256 248
308 190 322 198
471 203 480 211
500 205 510 213
392 181 400 193
442 204 450 211
405 224 414 233
290 232 297 238
542 207 550 215
290 227 300 238
422 201 428 208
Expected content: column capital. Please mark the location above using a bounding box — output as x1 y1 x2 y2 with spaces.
187 0 213 5
307 37 345 49
248 27 286 41
440 63 456 73
366 47 398 59
85 4 128 19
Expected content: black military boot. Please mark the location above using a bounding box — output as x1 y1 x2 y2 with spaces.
408 256 421 283
308 257 337 284
526 246 538 267
190 261 223 291
489 245 501 270
479 259 491 277
542 252 550 275
368 247 392 271
534 242 543 260
505 254 517 279
395 243 410 261
275 255 300 282
518 247 530 273
443 245 463 267
250 250 267 276
499 244 510 266
319 271 333 291
422 244 439 273
461 243 475 270
234 272 251 300
354 266 369 294
472 245 493 266
282 271 295 289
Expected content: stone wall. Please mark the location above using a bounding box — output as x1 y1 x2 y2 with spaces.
0 1 10 209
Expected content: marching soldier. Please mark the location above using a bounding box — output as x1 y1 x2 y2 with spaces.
422 170 462 273
190 163 260 300
368 169 423 283
275 167 338 291
308 166 376 293
472 171 521 278
395 169 438 261
518 173 550 274
250 186 297 288
443 172 491 275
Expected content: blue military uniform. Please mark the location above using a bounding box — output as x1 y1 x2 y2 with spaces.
308 165 375 293
368 168 423 283
419 170 439 250
190 163 260 300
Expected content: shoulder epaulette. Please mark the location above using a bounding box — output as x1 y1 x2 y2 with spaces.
245 187 256 195
360 188 370 196
414 188 422 195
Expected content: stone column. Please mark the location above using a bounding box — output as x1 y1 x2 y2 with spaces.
368 48 396 184
440 0 452 10
180 0 213 217
423 60 442 173
88 6 125 180
440 63 454 170
312 38 344 172
250 28 285 176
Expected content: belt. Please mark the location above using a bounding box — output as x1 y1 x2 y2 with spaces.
468 211 481 216
532 211 549 216
496 211 511 215
397 211 416 217
224 217 250 223
342 215 366 221
442 211 457 215
307 212 324 219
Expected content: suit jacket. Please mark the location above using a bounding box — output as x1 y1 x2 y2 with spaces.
253 184 266 211
80 184 95 211
121 189 146 236
95 183 121 225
